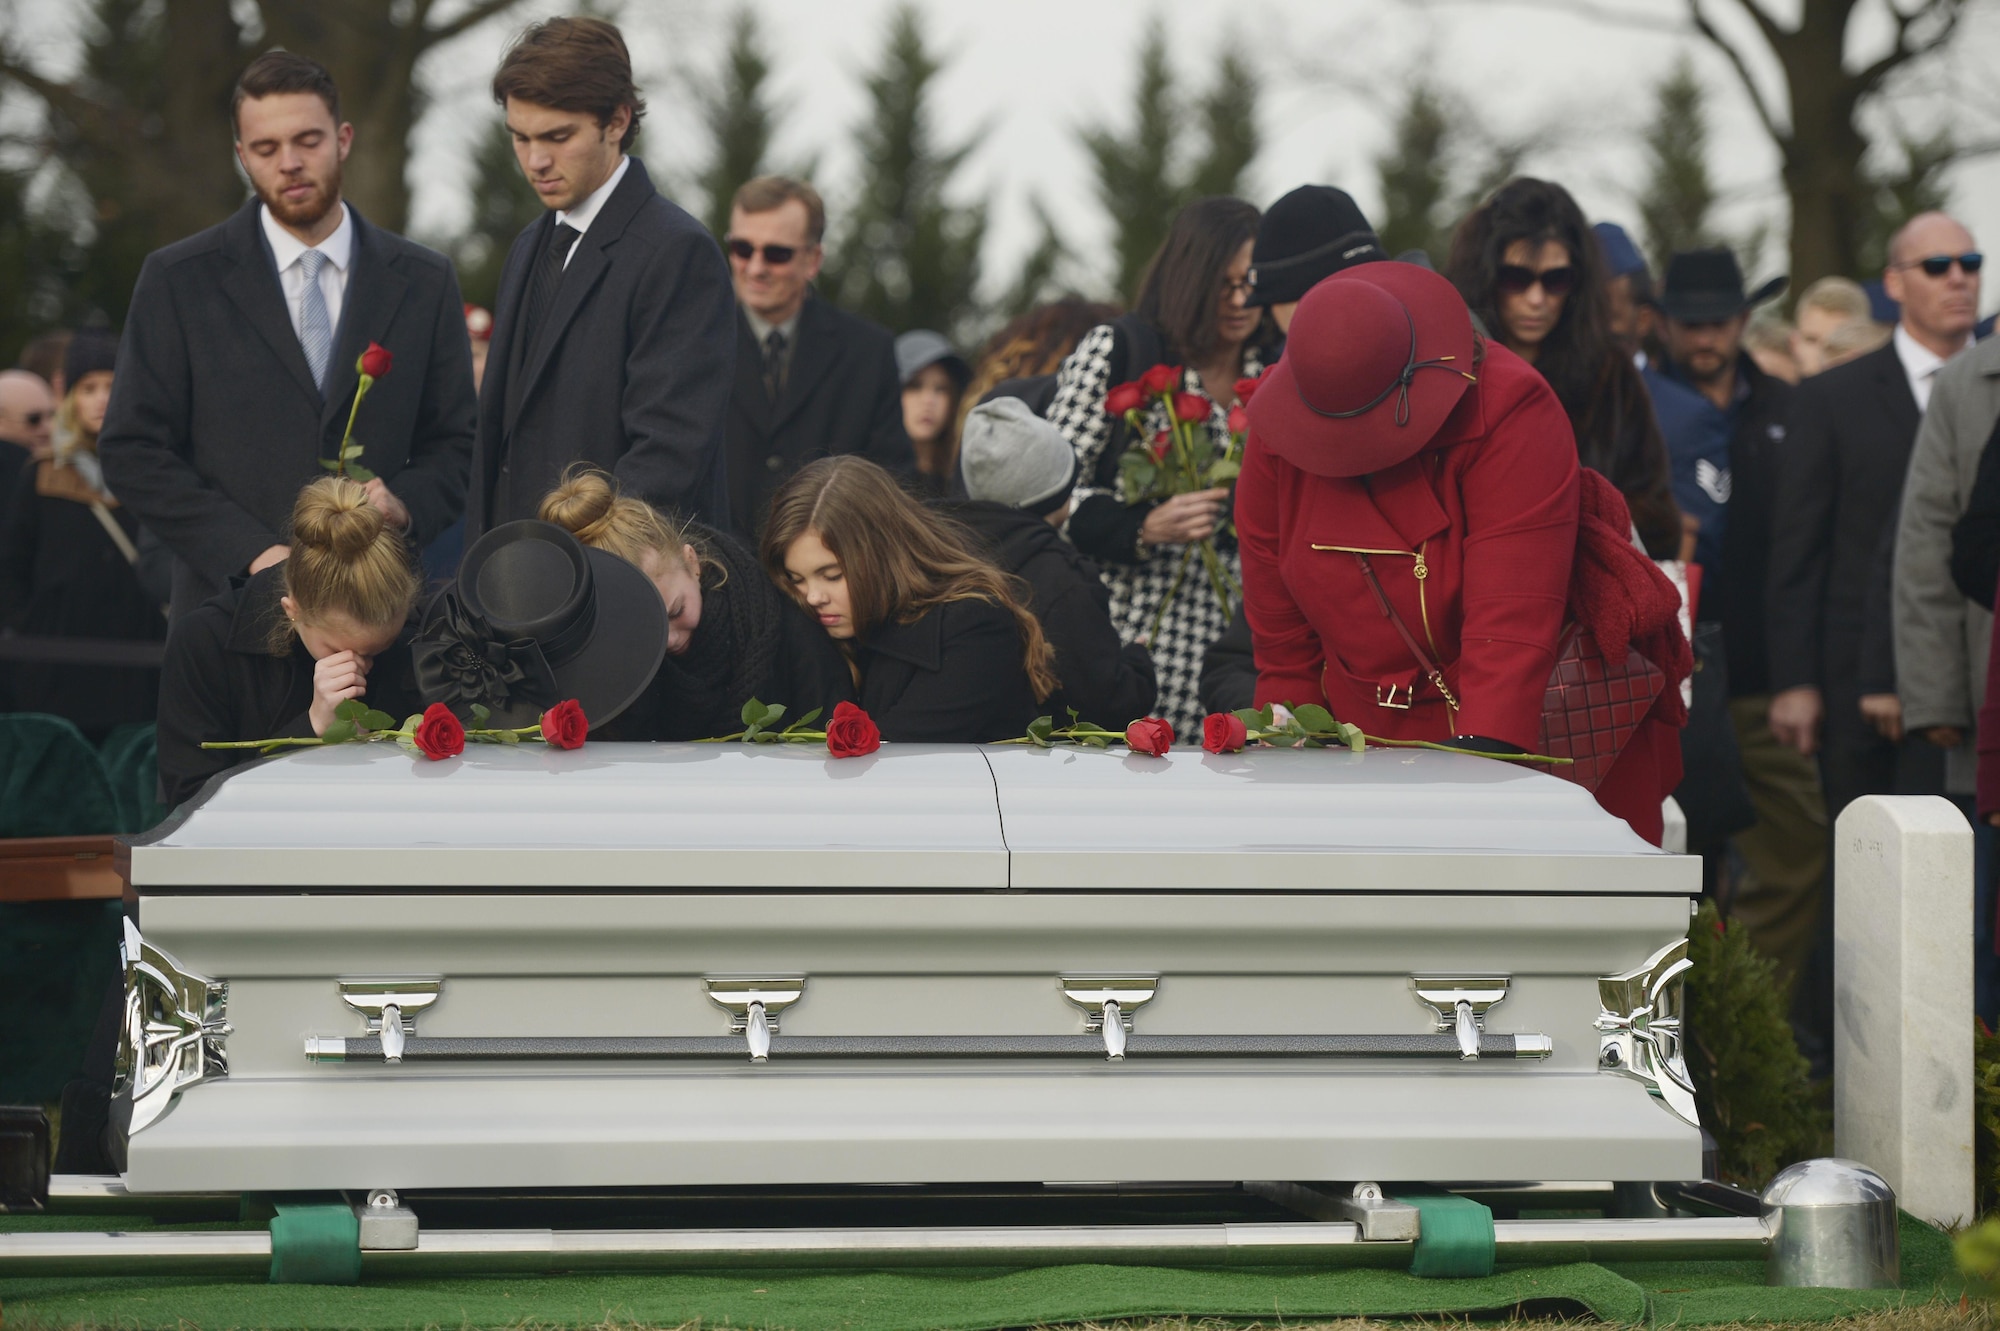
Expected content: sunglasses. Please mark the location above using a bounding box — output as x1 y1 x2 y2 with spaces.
726 238 809 265
1497 264 1577 297
1901 252 1984 278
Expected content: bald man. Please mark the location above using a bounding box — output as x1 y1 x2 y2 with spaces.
0 368 54 482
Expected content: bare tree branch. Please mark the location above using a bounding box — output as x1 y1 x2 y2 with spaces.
1409 0 1688 33
1686 0 1787 143
425 0 525 47
1855 0 1964 95
1719 0 1785 50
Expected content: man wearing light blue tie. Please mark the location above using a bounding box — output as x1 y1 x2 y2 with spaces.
100 51 476 621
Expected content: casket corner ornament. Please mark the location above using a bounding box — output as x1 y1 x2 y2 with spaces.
114 919 231 1136
1594 937 1698 1128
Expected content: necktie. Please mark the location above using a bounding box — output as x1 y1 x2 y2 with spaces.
297 249 333 392
521 222 582 356
763 328 788 401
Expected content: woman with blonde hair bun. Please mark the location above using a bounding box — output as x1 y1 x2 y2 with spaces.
156 477 423 807
539 467 852 739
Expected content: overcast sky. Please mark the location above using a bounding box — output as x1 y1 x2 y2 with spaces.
14 0 2000 314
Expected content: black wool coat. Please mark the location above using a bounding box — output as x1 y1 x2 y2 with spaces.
940 500 1156 728
1766 340 1921 701
471 158 736 538
726 295 913 537
853 597 1039 744
99 201 477 621
155 568 421 810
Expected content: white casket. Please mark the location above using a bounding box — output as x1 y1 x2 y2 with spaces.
115 742 1702 1194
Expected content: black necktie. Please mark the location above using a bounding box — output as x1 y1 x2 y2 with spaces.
763 328 788 401
521 222 582 355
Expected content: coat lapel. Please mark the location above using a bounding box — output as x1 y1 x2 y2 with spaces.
735 310 775 432
218 202 322 405
771 295 839 433
511 157 655 426
1864 341 1919 442
319 210 411 440
491 212 547 439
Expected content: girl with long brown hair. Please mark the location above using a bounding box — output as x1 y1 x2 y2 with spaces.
540 468 852 739
760 456 1055 742
156 477 423 807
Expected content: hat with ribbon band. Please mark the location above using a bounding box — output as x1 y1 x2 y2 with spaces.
1246 261 1479 478
414 520 668 729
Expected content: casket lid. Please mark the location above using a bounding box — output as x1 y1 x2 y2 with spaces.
126 742 1685 892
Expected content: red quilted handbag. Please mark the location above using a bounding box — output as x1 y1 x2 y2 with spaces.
1538 625 1666 791
1355 556 1663 790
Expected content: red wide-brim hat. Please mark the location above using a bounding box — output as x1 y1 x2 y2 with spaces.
1247 261 1479 479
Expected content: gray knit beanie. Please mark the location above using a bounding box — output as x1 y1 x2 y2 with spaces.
959 397 1078 515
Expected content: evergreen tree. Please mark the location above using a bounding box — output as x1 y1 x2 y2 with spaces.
453 115 546 311
995 199 1070 320
1082 32 1262 302
697 7 780 240
822 5 987 343
1858 129 1954 275
1374 79 1455 262
1637 56 1717 276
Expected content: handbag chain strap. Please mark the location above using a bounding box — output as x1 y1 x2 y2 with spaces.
1354 553 1459 710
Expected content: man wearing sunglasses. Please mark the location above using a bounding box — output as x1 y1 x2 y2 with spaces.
0 369 55 483
1889 213 2000 1019
722 175 910 537
468 17 736 539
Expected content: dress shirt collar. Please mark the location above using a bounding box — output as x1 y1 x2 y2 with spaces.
261 200 353 275
743 304 801 349
1893 322 1970 410
556 155 630 237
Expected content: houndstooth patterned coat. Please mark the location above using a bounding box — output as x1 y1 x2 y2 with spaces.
1047 324 1269 739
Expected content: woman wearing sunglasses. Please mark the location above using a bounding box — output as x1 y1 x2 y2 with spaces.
1446 179 1683 560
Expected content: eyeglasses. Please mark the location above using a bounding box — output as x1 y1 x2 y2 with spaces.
1220 276 1255 301
726 238 810 265
1497 264 1576 298
1897 252 1984 278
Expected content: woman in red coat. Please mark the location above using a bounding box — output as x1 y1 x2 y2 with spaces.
1238 260 1678 842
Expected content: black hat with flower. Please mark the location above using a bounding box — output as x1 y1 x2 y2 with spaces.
414 520 668 729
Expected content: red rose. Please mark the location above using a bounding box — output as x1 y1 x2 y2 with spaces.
1103 381 1146 417
1234 375 1263 403
1125 717 1174 756
358 341 393 379
1226 404 1250 435
826 700 882 757
1171 391 1211 424
1149 431 1172 462
539 698 588 749
413 703 464 761
1138 364 1182 396
1202 713 1249 754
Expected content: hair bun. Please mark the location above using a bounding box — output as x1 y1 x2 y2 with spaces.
539 467 617 540
292 477 384 561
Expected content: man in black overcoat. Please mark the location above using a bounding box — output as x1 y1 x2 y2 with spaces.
469 17 736 539
99 52 476 621
722 176 911 536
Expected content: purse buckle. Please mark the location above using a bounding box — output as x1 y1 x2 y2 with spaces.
1376 681 1413 710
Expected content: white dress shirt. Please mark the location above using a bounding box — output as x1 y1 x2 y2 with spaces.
262 202 354 343
554 155 630 268
1893 322 1972 415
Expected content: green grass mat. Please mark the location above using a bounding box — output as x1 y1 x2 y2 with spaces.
0 1209 1963 1329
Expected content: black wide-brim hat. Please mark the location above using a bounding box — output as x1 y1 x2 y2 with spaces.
414 520 668 729
1657 247 1788 323
1246 262 1478 479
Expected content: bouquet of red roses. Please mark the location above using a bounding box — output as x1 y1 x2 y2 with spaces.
1102 366 1261 637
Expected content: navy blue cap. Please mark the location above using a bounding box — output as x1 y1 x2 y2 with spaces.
1593 222 1648 280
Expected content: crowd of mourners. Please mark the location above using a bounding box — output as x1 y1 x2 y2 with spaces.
4 16 2000 1065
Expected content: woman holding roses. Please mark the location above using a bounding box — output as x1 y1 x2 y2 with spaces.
539 468 853 740
761 456 1055 743
156 477 423 808
1045 196 1278 738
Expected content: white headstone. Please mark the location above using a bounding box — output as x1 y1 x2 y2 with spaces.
1833 795 1974 1227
